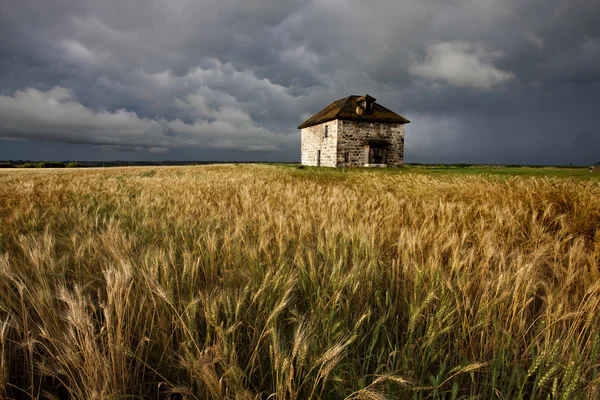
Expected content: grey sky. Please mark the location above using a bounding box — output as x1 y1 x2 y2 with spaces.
1 0 599 164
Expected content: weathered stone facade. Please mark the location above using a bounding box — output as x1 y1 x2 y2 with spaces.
298 95 409 168
300 119 404 168
337 120 404 167
300 120 339 167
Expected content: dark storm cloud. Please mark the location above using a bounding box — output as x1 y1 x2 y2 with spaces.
0 0 599 163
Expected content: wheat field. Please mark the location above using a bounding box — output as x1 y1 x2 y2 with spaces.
0 165 598 399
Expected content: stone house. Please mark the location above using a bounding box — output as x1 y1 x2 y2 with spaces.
298 95 410 167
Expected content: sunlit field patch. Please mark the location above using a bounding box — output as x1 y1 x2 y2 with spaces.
0 165 598 399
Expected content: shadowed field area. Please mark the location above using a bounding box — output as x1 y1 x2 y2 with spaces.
0 165 598 399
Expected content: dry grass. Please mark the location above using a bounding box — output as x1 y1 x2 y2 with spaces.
0 165 598 399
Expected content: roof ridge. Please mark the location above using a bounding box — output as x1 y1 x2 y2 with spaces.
332 96 354 119
374 103 400 116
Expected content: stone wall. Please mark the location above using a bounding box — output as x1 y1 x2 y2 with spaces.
300 120 338 167
336 120 405 167
300 119 405 168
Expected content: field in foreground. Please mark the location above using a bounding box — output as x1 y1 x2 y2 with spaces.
0 165 599 399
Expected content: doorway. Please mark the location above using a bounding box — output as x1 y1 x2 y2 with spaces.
317 150 321 166
365 138 391 166
368 146 387 164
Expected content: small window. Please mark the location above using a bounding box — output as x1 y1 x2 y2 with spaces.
344 150 349 163
324 125 328 138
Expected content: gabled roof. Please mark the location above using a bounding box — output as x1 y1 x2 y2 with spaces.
298 95 410 129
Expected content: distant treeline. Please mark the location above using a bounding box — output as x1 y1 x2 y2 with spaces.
405 163 585 168
0 160 280 168
0 161 587 169
0 161 87 168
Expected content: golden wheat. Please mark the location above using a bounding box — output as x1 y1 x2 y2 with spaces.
0 165 598 399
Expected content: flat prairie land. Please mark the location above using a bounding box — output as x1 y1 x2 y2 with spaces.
0 165 598 399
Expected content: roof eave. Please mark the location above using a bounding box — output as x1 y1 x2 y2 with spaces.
336 116 410 124
297 117 338 129
299 116 410 129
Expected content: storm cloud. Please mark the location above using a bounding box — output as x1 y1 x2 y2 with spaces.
1 0 599 164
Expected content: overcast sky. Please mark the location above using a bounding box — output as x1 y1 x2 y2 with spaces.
1 0 599 164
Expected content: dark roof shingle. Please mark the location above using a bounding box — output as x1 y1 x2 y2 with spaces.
298 95 410 129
